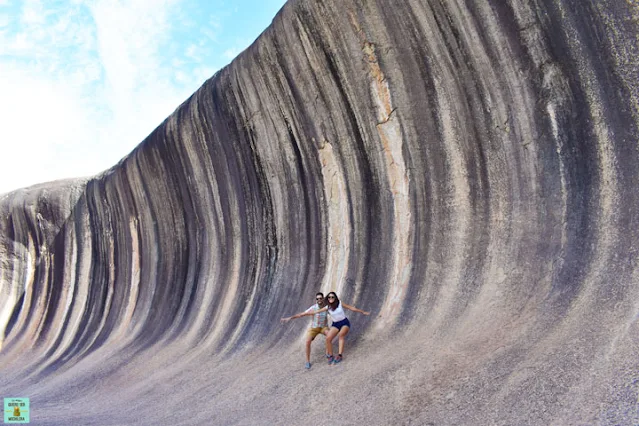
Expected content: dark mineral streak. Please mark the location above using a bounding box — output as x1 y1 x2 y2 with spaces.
1 0 639 424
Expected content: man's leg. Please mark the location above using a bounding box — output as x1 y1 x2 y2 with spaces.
305 337 313 363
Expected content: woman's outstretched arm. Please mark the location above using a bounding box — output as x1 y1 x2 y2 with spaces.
342 303 370 315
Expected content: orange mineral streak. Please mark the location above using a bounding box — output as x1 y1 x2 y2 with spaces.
350 10 412 328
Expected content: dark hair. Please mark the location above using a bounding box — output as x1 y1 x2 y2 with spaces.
326 292 340 311
316 292 324 298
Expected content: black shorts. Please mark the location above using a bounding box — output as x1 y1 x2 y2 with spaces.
331 318 351 331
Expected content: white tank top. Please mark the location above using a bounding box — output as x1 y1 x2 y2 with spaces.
328 302 347 322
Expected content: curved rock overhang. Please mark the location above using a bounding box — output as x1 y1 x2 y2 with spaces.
1 0 638 424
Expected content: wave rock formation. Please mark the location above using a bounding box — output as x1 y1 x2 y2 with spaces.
1 0 639 424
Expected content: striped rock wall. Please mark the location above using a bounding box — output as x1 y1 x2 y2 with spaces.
1 0 638 424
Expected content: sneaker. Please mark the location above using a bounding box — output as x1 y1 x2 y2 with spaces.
305 362 311 369
327 355 334 364
333 354 343 364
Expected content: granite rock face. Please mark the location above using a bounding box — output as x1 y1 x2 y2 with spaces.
1 0 639 424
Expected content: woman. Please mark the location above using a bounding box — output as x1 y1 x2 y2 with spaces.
314 291 370 364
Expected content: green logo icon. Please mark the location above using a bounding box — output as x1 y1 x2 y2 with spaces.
4 398 29 424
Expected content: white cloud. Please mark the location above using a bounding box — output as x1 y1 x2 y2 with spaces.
0 0 288 195
0 0 223 195
0 3 100 193
86 0 201 159
21 0 47 25
0 66 97 190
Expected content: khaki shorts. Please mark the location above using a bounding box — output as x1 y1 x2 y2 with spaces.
307 327 328 340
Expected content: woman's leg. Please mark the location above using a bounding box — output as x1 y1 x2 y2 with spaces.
337 326 350 356
325 327 339 356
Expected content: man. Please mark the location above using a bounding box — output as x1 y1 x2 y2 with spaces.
280 292 329 369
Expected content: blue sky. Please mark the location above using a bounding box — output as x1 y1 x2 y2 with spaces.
0 0 287 194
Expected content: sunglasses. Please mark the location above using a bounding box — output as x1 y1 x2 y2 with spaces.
327 296 335 299
316 297 323 301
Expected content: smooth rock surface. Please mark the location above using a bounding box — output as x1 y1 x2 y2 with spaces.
1 0 639 424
